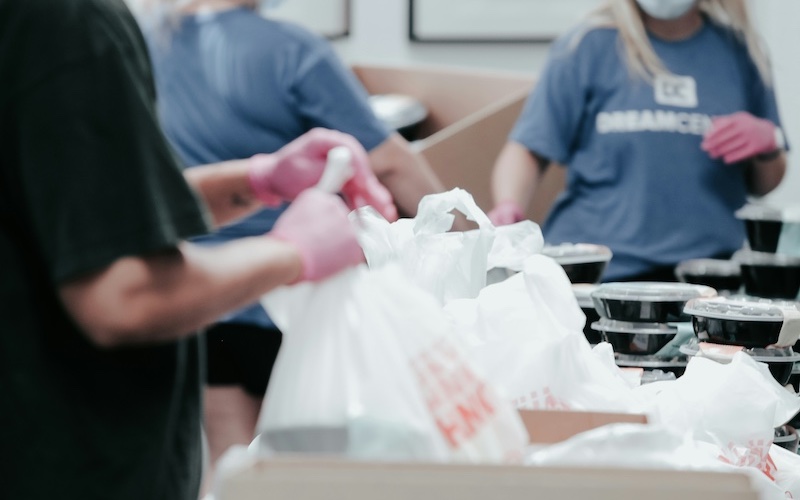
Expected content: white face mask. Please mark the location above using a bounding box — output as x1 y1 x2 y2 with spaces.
635 0 697 20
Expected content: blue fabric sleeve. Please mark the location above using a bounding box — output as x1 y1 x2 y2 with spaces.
509 35 590 165
290 42 390 152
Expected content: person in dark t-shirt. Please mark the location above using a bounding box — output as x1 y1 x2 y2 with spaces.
0 1 389 498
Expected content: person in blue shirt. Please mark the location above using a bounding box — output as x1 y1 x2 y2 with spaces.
132 0 450 477
489 0 787 282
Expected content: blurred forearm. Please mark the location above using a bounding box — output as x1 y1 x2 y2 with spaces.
59 238 301 348
368 133 445 217
183 159 263 227
491 141 543 209
747 151 787 197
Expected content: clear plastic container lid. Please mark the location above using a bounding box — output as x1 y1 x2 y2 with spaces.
736 203 800 223
614 353 688 368
591 318 678 335
733 249 800 267
573 283 599 308
774 425 798 442
683 297 788 322
591 282 716 302
736 204 785 222
542 243 613 265
680 339 800 362
368 94 428 131
675 258 741 277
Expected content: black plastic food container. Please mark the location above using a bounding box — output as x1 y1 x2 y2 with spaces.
368 94 428 142
681 340 800 386
591 319 678 356
614 353 689 378
774 425 799 454
592 282 716 323
542 243 612 284
675 259 742 292
735 251 800 300
683 297 796 348
736 204 787 253
573 284 602 344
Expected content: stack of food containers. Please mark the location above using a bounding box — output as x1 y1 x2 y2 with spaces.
675 258 742 295
588 282 716 379
542 243 612 345
734 204 800 300
682 295 800 453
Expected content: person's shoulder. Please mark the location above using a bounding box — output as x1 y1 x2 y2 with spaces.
226 12 328 49
704 19 750 53
11 0 141 59
550 24 618 60
263 16 330 51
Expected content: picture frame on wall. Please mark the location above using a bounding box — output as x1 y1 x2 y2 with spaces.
262 0 351 39
409 0 602 43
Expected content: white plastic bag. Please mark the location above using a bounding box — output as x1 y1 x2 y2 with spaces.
771 444 800 497
640 354 800 479
354 188 495 304
254 264 528 463
486 220 544 272
444 255 642 413
526 424 788 500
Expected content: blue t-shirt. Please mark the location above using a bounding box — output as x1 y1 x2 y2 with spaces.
511 20 785 280
147 7 389 326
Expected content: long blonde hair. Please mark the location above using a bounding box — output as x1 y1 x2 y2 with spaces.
577 0 772 85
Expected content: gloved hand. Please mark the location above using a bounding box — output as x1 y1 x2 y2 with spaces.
701 112 781 164
270 189 364 282
488 200 525 226
248 128 398 221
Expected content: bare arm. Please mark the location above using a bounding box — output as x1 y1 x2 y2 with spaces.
368 133 445 217
58 237 301 348
491 141 546 209
183 159 262 228
747 152 787 197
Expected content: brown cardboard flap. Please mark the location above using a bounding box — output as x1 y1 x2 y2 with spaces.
217 457 758 500
352 64 534 133
352 64 537 214
520 409 648 444
417 94 528 212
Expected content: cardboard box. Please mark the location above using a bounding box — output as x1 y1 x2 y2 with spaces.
215 410 758 500
217 457 758 500
353 64 567 224
519 409 648 444
353 65 546 220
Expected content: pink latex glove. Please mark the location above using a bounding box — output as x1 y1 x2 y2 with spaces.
488 200 525 226
701 112 780 164
270 189 365 282
248 128 398 221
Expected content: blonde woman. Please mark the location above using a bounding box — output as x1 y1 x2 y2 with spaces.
489 0 787 282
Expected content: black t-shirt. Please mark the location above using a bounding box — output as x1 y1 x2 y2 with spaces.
0 1 211 499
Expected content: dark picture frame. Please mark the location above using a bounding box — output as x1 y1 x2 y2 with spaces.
409 0 601 43
264 0 351 40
